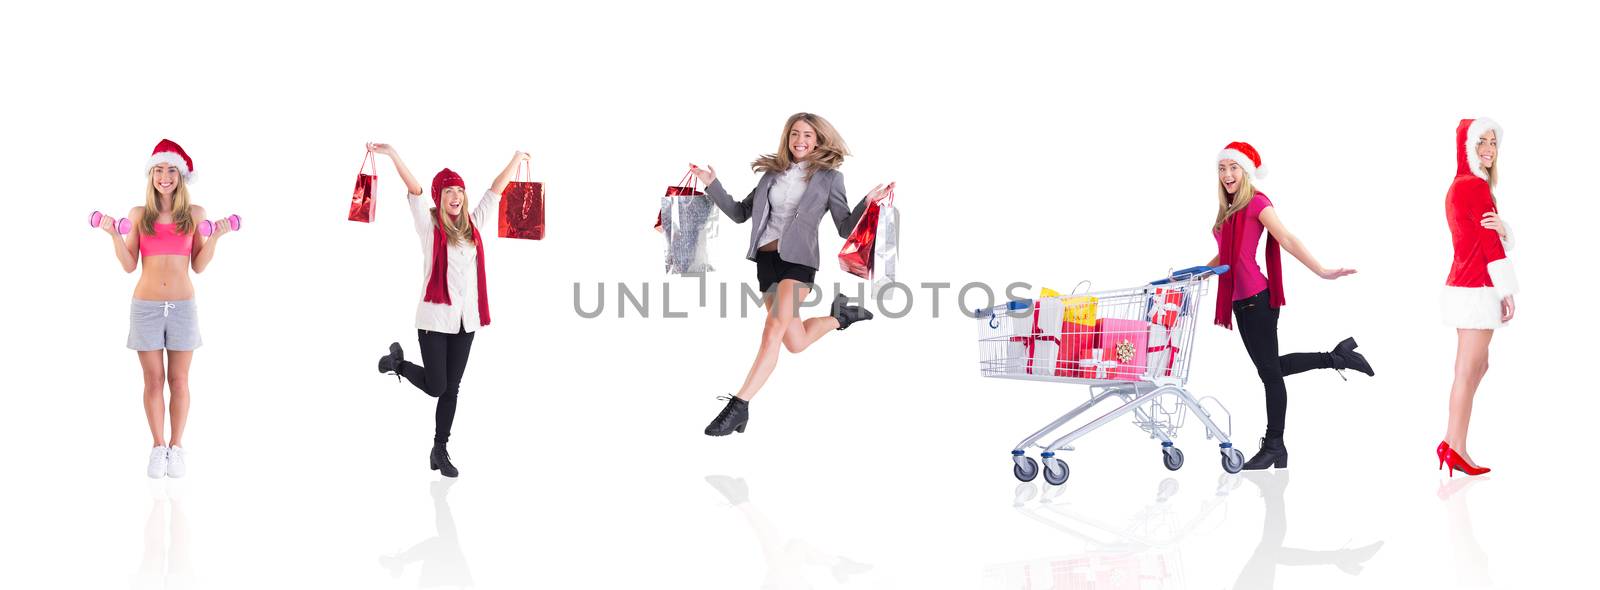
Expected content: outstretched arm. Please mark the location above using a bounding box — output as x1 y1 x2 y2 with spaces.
368 142 423 196
1259 207 1355 280
694 164 756 223
489 151 531 196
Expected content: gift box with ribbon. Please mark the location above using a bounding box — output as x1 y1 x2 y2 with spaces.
1077 348 1120 381
1147 323 1182 378
1096 318 1152 381
1147 287 1184 329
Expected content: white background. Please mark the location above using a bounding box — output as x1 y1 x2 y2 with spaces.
2 1 1595 588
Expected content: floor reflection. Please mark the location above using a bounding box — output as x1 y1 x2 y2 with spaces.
986 475 1241 588
380 479 473 589
1233 471 1383 589
134 480 195 589
705 475 874 589
1437 476 1491 587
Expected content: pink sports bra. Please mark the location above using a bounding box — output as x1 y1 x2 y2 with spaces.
140 223 193 257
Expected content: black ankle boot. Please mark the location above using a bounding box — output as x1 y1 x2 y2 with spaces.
430 444 459 478
1242 436 1288 470
831 294 874 331
378 342 404 381
704 395 749 436
1330 337 1374 377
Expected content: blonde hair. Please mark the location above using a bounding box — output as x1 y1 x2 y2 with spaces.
1212 172 1257 232
432 205 475 247
751 112 849 179
140 173 195 235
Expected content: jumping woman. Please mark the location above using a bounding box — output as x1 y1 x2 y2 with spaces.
692 112 890 436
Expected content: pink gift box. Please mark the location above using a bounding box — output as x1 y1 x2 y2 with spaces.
1095 318 1151 381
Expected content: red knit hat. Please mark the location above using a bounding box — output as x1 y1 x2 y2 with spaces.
1216 141 1267 181
431 168 465 206
146 139 197 183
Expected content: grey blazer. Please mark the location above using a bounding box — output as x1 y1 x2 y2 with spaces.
704 168 869 270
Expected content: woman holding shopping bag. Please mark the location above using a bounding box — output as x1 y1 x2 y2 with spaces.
691 112 891 436
371 142 528 477
1207 142 1375 471
97 139 234 478
1438 118 1517 477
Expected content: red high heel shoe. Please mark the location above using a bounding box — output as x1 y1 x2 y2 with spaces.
1437 441 1490 477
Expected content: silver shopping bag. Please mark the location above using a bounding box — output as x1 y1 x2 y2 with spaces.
659 176 718 274
872 190 899 298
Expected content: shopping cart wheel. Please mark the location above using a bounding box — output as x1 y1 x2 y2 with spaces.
1042 458 1070 486
1162 447 1185 471
1221 448 1245 474
1013 456 1039 482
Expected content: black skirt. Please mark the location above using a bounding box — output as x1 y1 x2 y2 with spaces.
755 250 817 292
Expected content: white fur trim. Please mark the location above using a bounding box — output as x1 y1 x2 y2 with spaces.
1441 286 1505 329
145 152 194 181
1217 148 1265 180
1464 118 1502 182
1487 258 1519 297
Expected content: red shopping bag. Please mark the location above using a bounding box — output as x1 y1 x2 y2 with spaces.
348 151 377 223
498 161 545 240
656 171 704 232
838 186 893 279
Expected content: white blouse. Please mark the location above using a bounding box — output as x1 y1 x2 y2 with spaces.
757 163 808 247
408 188 500 333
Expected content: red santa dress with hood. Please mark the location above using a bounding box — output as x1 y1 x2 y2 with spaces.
1442 118 1519 329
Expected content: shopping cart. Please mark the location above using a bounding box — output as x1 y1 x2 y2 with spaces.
975 265 1244 485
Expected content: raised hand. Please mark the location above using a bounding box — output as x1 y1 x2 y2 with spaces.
866 182 895 203
367 142 397 157
689 164 716 185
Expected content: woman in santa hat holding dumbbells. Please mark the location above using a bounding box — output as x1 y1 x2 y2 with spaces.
1438 118 1517 477
368 142 528 478
94 139 235 479
1208 142 1374 471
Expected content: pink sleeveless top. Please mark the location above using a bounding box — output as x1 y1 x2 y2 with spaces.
140 223 193 257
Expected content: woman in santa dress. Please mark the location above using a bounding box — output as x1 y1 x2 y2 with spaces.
1438 118 1519 477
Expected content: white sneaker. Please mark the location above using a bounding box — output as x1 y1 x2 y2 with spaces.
146 446 168 479
165 445 187 478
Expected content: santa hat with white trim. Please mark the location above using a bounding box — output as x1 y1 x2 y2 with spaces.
1216 141 1267 181
146 139 197 183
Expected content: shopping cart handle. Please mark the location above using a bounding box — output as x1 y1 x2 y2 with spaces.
1151 265 1229 285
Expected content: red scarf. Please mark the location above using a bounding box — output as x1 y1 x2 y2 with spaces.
1214 192 1284 330
424 169 491 327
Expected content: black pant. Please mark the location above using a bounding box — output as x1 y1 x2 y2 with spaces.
398 325 476 445
1232 290 1333 439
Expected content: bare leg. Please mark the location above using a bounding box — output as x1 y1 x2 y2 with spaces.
782 315 839 354
1446 329 1493 466
166 351 194 449
139 351 167 448
733 280 806 402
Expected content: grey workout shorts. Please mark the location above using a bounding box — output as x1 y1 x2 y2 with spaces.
127 299 202 351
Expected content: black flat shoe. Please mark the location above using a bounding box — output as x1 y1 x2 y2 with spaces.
1242 436 1288 470
1330 337 1374 378
430 444 459 478
378 342 404 381
830 294 874 331
704 395 749 436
